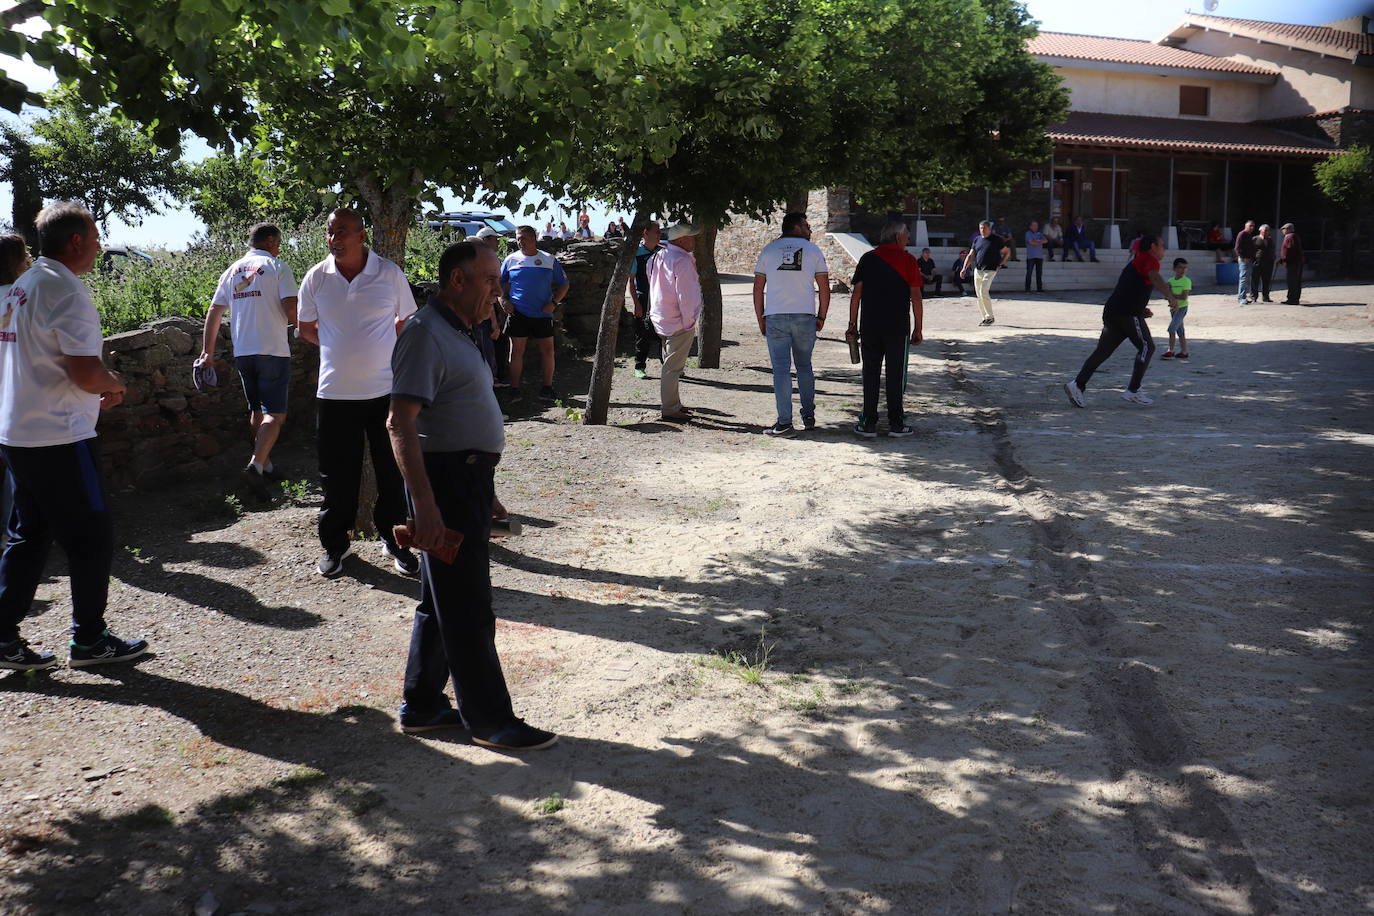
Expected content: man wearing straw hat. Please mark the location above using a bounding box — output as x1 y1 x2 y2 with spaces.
647 221 703 421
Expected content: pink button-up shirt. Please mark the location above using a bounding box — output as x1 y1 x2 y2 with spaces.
647 242 702 336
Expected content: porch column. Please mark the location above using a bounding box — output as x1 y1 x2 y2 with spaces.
1165 156 1178 250
1048 153 1055 217
1222 160 1230 231
1108 154 1119 249
1274 163 1283 229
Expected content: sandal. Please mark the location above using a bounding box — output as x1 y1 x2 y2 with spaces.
1160 350 1174 359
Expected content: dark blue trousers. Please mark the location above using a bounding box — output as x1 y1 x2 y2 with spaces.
402 453 514 731
0 438 113 644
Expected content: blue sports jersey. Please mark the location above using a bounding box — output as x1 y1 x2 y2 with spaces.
500 250 568 318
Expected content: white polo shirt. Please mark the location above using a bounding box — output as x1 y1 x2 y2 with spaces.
753 236 828 315
211 248 298 358
297 249 417 400
0 257 105 448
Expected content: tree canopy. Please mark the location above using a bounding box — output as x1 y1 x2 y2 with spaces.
185 149 325 235
1 90 187 232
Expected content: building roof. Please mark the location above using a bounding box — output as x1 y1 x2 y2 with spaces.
1028 31 1276 75
1165 14 1374 62
1048 111 1338 159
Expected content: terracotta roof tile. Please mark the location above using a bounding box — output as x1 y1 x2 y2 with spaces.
1180 14 1374 60
1048 111 1338 158
1029 32 1276 75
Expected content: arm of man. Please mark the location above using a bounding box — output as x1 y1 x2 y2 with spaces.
201 304 227 360
627 272 644 318
752 274 767 335
1147 269 1177 315
909 286 923 345
545 281 570 315
298 320 320 345
386 398 445 551
64 355 126 408
281 295 298 328
815 273 830 331
847 282 862 333
296 272 320 344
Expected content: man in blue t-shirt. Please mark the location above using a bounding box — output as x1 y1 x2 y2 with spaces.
626 221 664 378
500 225 570 400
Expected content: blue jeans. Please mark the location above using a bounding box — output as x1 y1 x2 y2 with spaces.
1167 306 1188 336
765 314 817 424
1237 261 1253 301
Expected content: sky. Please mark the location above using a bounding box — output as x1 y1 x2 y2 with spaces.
1 0 1371 249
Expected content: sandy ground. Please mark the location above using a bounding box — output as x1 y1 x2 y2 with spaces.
0 272 1371 915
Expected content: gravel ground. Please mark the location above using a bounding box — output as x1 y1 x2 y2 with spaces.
0 274 1370 915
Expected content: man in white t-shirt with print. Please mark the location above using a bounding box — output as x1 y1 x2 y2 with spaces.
298 209 419 579
752 212 830 437
201 222 298 499
0 202 147 671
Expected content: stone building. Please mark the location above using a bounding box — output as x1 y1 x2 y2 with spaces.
718 13 1371 285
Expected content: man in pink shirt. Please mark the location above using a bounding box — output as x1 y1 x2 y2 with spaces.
647 221 702 420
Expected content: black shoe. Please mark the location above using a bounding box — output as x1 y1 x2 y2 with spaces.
888 422 915 438
241 465 271 500
854 419 877 439
979 317 995 326
0 638 58 671
472 718 559 751
399 704 466 734
1262 297 1273 302
763 422 795 438
317 544 353 579
69 630 148 668
539 385 559 401
261 466 288 484
382 537 420 576
800 414 816 431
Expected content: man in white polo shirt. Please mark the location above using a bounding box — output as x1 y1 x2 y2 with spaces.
298 209 419 579
0 202 148 670
200 222 298 499
753 211 830 437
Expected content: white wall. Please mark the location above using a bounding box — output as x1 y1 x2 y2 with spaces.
1058 69 1263 121
1178 32 1354 116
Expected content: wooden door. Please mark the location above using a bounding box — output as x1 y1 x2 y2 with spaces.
1052 170 1075 221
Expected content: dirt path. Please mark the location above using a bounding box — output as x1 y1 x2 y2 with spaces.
1 276 1370 914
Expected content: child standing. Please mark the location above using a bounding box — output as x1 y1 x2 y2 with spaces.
1162 258 1191 360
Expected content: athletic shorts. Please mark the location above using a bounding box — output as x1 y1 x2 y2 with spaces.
507 312 555 339
234 354 291 414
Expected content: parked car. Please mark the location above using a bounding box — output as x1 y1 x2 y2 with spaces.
98 246 154 272
421 211 518 239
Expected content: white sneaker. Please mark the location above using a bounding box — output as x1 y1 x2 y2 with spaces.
1063 381 1085 408
1120 390 1153 406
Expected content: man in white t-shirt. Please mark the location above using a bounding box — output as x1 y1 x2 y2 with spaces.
0 202 147 671
752 212 830 436
298 209 419 579
201 222 298 499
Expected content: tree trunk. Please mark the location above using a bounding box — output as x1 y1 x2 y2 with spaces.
356 176 415 269
585 210 651 426
349 176 418 534
696 224 722 369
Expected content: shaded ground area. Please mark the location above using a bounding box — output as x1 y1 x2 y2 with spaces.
0 278 1370 914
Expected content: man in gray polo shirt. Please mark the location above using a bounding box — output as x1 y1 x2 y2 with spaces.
387 241 557 752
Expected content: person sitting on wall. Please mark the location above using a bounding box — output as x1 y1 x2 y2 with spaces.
1043 217 1064 261
951 249 971 296
1066 216 1099 262
916 248 943 295
1204 222 1228 262
993 216 1018 262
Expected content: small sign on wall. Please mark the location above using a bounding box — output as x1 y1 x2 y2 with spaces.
1082 181 1094 191
1029 169 1043 188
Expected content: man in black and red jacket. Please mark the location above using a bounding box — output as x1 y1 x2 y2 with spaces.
846 221 923 438
1064 232 1178 408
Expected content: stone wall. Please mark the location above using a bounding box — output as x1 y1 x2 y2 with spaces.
714 189 860 286
91 244 627 487
97 317 320 488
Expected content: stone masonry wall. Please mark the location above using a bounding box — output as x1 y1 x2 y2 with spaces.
97 317 320 488
92 245 624 488
715 189 860 287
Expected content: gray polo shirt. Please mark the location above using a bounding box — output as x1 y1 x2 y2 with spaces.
391 300 504 454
